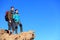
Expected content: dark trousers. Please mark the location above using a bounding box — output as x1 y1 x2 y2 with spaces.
15 22 23 34
8 20 14 32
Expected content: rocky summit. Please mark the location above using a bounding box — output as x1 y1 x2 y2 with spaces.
0 29 35 40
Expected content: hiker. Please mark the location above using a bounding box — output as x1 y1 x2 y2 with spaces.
5 6 15 33
13 9 23 34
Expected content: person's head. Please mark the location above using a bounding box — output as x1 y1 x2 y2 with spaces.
11 6 14 11
15 9 18 13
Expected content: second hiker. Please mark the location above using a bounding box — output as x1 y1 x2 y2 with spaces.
13 9 23 34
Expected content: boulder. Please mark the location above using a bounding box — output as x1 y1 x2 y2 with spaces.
0 29 35 40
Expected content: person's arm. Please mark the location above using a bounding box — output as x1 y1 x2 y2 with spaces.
13 14 15 19
8 12 11 21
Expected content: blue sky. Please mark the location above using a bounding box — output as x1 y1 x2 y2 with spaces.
0 0 60 40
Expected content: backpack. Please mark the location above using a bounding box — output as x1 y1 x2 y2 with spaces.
5 11 9 21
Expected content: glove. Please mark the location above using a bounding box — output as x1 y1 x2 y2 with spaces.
9 20 11 23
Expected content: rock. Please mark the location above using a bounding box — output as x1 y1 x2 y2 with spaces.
0 29 35 40
18 31 34 40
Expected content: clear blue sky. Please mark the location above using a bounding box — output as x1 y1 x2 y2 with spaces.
0 0 60 40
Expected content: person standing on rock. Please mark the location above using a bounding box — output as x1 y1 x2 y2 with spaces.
13 9 23 34
5 6 15 33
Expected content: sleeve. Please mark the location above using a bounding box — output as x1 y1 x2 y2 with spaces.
8 12 11 21
13 14 15 19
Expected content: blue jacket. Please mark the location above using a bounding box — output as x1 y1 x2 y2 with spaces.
13 13 20 22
